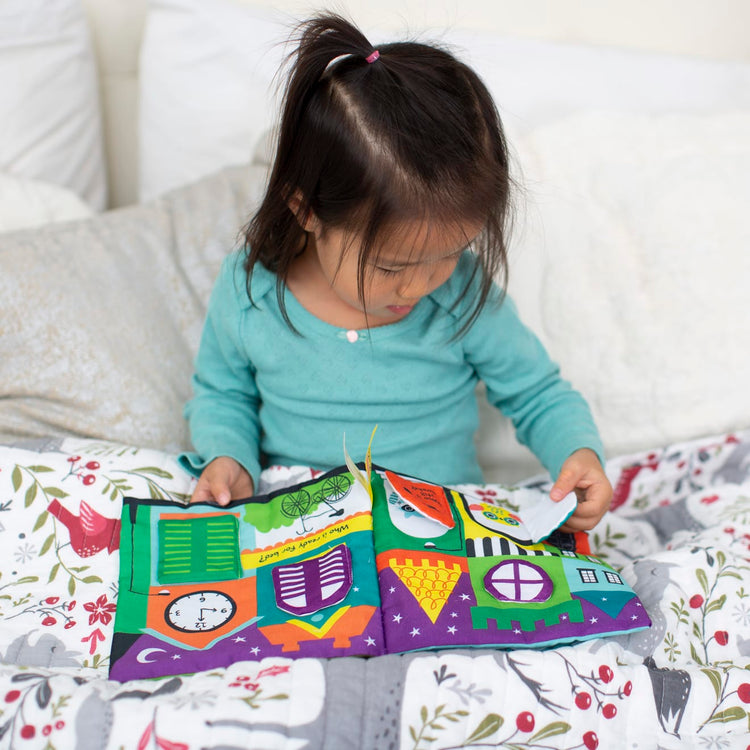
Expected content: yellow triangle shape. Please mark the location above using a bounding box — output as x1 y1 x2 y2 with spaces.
390 558 463 623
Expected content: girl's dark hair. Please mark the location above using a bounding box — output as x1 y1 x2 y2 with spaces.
244 13 514 335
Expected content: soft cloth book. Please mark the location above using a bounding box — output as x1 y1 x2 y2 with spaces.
109 466 649 680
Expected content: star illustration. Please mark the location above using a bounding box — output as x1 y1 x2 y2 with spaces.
460 593 470 601
232 636 246 643
353 586 360 592
410 627 421 637
601 596 608 602
631 614 639 620
171 654 181 660
450 612 458 618
250 646 260 655
513 628 521 634
389 586 396 593
393 613 402 623
636 602 642 607
447 626 457 635
365 636 377 646
589 616 599 624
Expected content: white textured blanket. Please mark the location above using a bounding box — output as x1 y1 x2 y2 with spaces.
0 429 748 748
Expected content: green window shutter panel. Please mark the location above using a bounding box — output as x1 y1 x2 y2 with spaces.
157 515 241 584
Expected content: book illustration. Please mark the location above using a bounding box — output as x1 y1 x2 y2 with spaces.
110 465 649 681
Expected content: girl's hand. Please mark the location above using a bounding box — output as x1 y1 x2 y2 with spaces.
190 456 254 506
549 448 612 532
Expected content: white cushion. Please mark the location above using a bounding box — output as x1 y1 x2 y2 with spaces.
0 0 107 210
138 0 289 202
0 174 93 233
0 164 267 452
509 111 750 459
138 0 750 202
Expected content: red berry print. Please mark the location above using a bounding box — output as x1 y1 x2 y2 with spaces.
64 620 76 629
689 594 704 608
42 725 52 737
82 474 96 485
738 683 750 703
44 597 59 605
714 630 729 646
4 690 20 702
20 725 35 739
622 680 633 696
55 721 65 730
602 703 617 719
583 730 599 750
85 461 100 470
598 665 614 683
41 616 57 627
67 456 80 463
515 711 535 732
575 691 592 709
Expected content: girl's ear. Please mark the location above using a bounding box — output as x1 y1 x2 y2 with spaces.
287 190 320 233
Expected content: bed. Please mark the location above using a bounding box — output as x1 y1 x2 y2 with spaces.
2 1 750 748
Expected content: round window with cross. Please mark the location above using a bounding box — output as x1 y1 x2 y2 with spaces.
483 560 553 603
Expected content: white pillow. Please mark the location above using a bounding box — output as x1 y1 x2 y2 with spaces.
0 163 267 452
509 111 750 459
138 0 750 202
0 0 107 210
138 0 290 202
440 28 750 136
0 174 94 233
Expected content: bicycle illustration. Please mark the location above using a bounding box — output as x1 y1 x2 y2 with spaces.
279 473 354 534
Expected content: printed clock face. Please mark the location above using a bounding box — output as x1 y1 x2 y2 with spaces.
164 591 236 632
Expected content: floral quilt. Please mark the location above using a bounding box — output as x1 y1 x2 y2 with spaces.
0 430 749 748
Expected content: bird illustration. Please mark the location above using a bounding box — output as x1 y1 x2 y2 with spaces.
628 497 706 547
2 633 81 668
643 656 691 738
608 559 679 658
47 499 121 557
610 459 659 511
712 440 750 485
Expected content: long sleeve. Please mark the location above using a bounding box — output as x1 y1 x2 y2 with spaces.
463 295 605 479
178 256 263 486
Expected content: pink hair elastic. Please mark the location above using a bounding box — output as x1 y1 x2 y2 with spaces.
365 49 380 64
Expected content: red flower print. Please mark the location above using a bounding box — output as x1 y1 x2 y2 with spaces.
83 594 116 626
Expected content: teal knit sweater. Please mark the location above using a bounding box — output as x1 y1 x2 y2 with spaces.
179 250 604 486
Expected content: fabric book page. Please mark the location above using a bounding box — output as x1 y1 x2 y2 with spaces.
110 465 649 681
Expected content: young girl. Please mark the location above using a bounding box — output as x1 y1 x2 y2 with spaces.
180 13 612 532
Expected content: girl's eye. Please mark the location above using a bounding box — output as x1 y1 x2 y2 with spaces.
375 266 404 276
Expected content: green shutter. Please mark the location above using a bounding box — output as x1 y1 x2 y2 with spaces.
157 515 241 584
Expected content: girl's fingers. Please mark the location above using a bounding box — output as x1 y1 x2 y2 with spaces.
190 467 232 505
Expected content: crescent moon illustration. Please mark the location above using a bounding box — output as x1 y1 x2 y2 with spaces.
136 647 166 664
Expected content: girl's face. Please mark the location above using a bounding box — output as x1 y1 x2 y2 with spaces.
310 217 484 325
